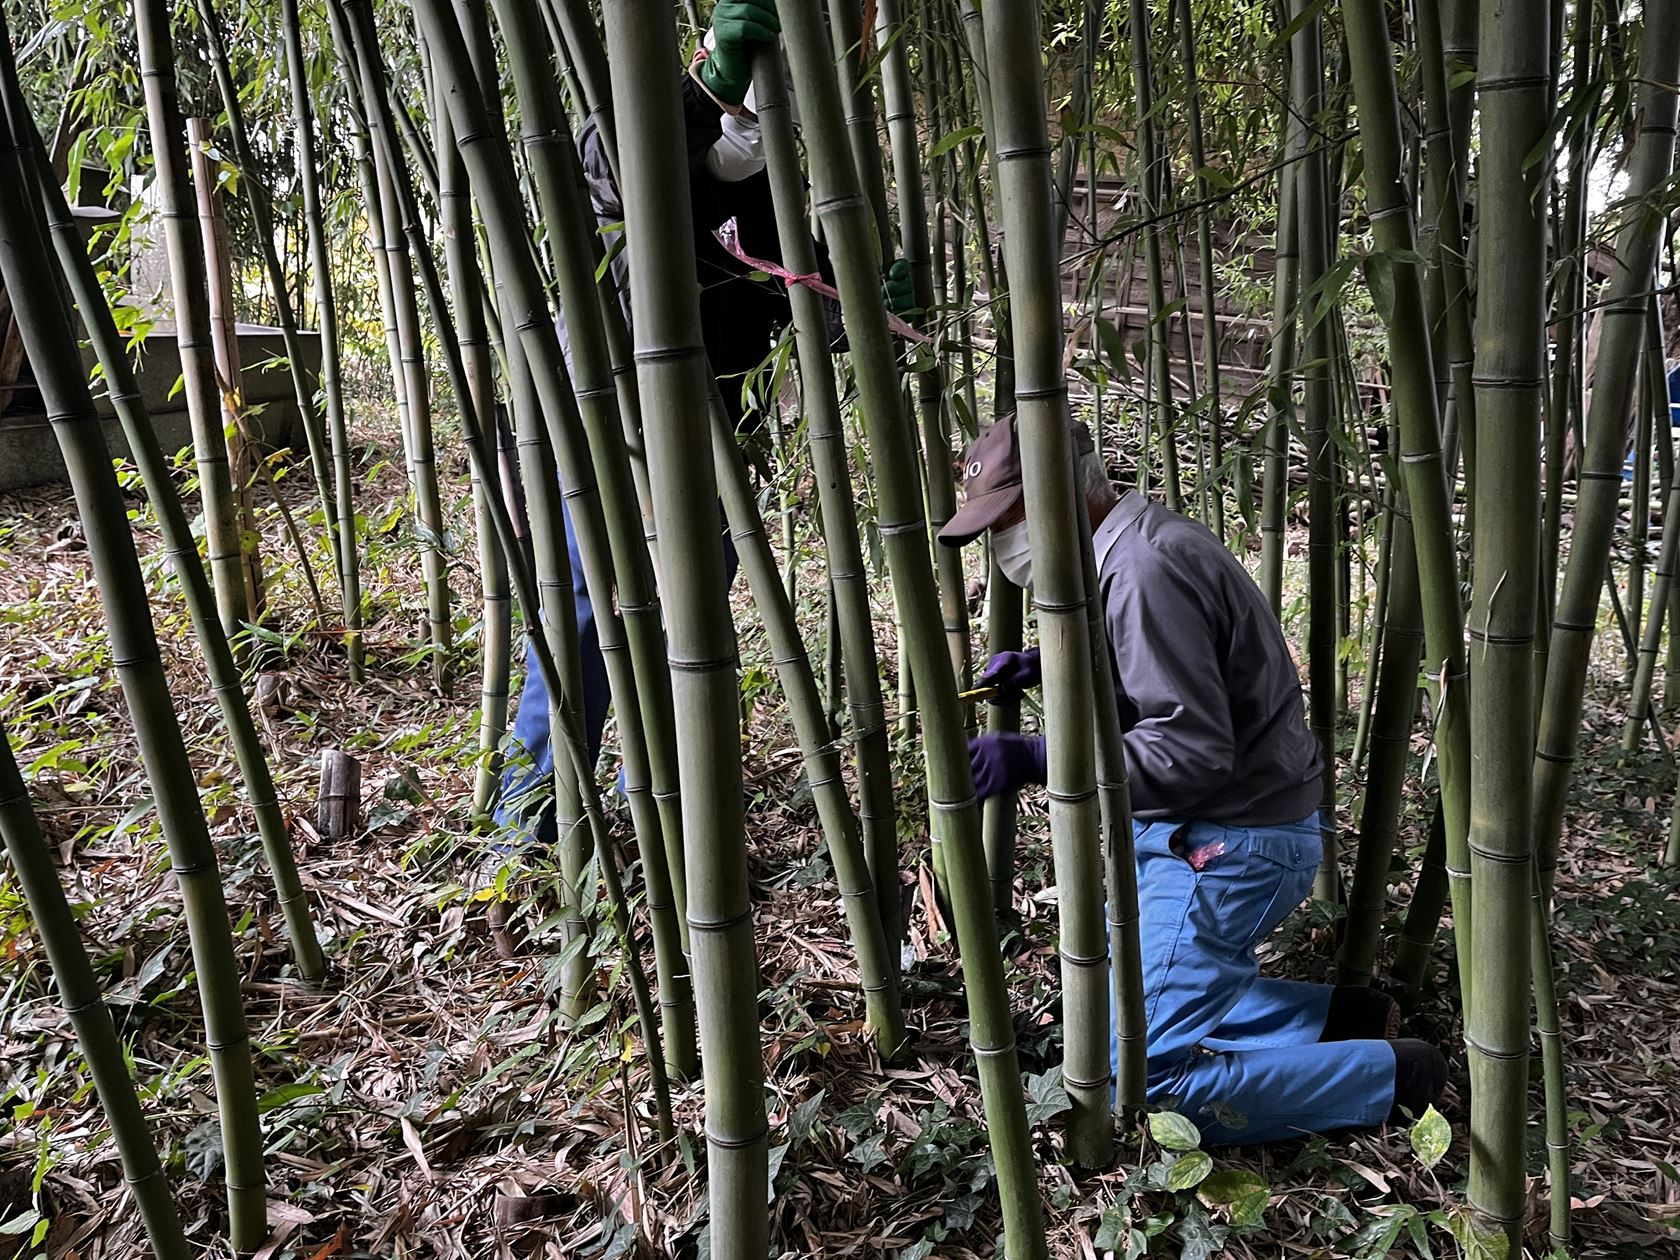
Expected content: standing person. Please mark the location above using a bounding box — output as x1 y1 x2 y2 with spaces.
489 0 913 869
937 418 1448 1145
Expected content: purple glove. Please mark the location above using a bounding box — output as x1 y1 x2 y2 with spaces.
978 648 1043 703
968 733 1048 801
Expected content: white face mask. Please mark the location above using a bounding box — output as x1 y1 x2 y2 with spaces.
991 519 1033 589
701 38 798 183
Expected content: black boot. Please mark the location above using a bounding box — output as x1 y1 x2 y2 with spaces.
1388 1039 1449 1121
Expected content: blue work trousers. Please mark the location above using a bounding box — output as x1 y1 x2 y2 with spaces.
492 494 738 846
1120 813 1396 1145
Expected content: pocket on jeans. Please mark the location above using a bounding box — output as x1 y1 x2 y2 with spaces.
1170 821 1246 875
1243 825 1324 872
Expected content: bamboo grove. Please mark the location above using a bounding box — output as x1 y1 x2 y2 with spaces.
1 0 1678 1256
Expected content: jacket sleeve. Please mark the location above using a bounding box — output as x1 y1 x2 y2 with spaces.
1106 555 1236 814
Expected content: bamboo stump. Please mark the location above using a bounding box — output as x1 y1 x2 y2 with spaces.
316 749 361 841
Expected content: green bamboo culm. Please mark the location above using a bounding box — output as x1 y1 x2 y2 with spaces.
981 561 1023 914
1289 0 1339 904
130 0 250 645
196 0 344 607
1464 0 1549 1242
280 0 364 679
0 723 191 1260
708 388 908 1055
873 0 969 687
979 0 1112 1169
597 0 769 1241
827 0 892 255
1258 106 1302 615
428 66 511 821
5 83 327 984
1336 0 1445 987
343 0 675 1140
370 57 454 696
778 1 1048 1252
1622 311 1680 758
752 48 902 968
0 85 267 1254
1532 4 1680 896
1174 0 1223 534
1125 0 1180 507
484 0 697 1075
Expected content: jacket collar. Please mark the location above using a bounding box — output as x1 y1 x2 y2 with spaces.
1092 490 1150 574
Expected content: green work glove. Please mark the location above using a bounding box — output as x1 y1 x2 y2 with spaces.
700 0 781 106
883 257 918 318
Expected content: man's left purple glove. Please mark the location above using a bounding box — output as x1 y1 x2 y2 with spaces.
968 733 1048 800
978 648 1042 703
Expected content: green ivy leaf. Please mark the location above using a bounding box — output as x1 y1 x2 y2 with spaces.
848 1131 889 1173
1176 1203 1230 1260
1092 1206 1128 1250
1024 1069 1072 1125
1149 1110 1203 1152
1409 1104 1451 1169
1168 1150 1215 1191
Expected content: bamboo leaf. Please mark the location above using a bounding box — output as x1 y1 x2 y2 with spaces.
1272 0 1330 50
927 124 982 161
256 1082 325 1112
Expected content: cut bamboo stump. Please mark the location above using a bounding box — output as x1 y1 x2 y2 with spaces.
316 749 361 841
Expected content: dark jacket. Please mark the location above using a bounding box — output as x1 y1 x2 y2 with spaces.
1093 491 1325 826
578 77 836 431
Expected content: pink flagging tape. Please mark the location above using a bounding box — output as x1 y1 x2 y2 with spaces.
716 217 932 345
1186 840 1227 872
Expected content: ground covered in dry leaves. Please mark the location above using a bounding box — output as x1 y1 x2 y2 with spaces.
2 428 1678 1260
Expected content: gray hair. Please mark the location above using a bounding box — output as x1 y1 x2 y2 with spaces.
1080 450 1119 513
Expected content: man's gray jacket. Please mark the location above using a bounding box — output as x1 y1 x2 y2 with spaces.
1093 491 1324 826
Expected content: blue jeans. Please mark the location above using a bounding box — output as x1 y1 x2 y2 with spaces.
1120 813 1396 1144
492 494 738 847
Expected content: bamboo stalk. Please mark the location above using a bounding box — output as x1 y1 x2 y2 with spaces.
781 1 1046 1249
429 67 511 822
1259 103 1302 615
1290 0 1339 904
186 116 265 622
874 0 970 687
828 0 892 258
0 722 191 1260
484 0 696 1074
754 49 903 968
1126 0 1180 508
1175 0 1222 537
0 94 266 1250
1465 0 1550 1240
981 559 1023 915
8 85 326 985
280 0 363 678
131 0 251 645
709 389 907 1054
980 0 1113 1169
1533 6 1680 895
196 0 345 615
594 0 769 1239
